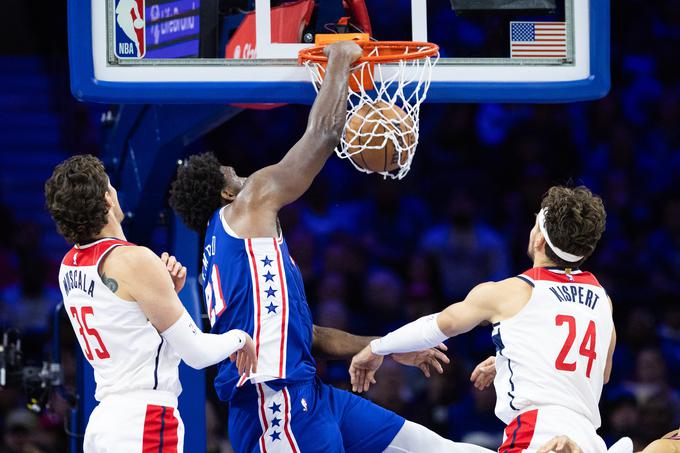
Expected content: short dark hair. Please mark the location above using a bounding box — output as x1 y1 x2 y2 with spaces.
169 152 225 232
44 155 109 244
540 185 606 268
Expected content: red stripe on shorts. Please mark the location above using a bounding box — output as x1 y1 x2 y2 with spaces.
142 404 179 453
143 405 164 452
498 409 538 453
162 406 179 453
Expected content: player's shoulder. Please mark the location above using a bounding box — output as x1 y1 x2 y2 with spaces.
467 278 529 304
104 245 160 272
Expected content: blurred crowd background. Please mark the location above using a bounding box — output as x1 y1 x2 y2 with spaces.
1 0 679 452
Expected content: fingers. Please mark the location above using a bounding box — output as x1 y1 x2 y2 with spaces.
363 370 376 393
537 436 581 453
177 266 187 281
432 348 450 365
164 254 177 271
537 438 558 453
352 368 365 393
171 261 183 277
161 252 169 264
436 343 448 352
229 353 236 362
419 363 431 378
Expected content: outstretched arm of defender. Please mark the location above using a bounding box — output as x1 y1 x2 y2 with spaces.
349 282 500 392
102 246 257 373
240 41 362 210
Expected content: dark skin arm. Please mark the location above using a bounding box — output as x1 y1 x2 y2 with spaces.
312 325 376 359
312 324 450 391
226 41 363 238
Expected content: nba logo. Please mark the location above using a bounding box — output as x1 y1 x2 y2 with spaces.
114 0 146 59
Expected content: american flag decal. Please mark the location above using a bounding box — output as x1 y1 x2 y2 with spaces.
510 22 567 58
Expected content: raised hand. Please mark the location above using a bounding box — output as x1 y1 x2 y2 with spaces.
349 345 383 393
391 343 450 378
470 356 496 391
537 436 584 453
323 40 363 63
232 333 257 385
160 252 187 293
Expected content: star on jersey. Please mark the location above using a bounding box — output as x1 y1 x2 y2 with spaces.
263 271 275 282
269 402 281 413
266 302 278 314
271 416 281 427
270 431 281 441
261 256 273 267
265 287 278 298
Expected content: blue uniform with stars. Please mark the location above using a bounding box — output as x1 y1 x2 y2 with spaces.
202 208 404 453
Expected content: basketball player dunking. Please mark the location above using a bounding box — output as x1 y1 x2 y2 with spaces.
351 186 616 453
169 41 492 453
45 155 257 452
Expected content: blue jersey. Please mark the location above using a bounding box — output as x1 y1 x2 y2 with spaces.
202 207 317 402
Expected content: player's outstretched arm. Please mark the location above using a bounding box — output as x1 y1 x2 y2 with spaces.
312 325 376 358
349 282 501 392
239 41 362 212
102 246 256 373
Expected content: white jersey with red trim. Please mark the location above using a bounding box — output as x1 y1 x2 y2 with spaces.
493 267 613 429
58 238 181 402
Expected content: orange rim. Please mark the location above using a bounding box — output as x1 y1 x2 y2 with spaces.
298 41 439 64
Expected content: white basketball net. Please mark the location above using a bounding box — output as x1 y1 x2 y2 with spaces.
303 44 438 180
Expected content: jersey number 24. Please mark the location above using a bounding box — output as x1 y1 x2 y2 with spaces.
554 314 597 378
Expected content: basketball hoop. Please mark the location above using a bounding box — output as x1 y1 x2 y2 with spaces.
299 40 439 180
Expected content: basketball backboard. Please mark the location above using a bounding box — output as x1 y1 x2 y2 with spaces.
68 0 609 103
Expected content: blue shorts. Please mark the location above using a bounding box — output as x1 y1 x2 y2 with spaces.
228 378 405 453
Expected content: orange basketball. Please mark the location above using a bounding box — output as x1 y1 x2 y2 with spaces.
343 101 415 174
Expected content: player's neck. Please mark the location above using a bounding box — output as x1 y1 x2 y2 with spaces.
96 222 126 242
532 254 558 269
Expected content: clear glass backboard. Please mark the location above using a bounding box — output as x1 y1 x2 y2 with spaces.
68 0 609 103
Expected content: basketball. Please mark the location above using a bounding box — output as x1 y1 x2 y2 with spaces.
343 100 415 174
133 19 144 29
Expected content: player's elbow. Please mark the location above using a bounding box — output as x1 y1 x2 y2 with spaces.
181 357 211 370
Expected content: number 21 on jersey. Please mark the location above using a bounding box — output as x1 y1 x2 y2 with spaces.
204 264 226 326
555 314 597 378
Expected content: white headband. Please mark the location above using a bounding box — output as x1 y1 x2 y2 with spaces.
537 208 584 263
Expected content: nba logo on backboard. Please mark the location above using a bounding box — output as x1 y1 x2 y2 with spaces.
114 0 146 59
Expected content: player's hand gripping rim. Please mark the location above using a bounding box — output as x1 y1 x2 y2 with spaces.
161 252 187 293
470 355 496 391
232 333 257 385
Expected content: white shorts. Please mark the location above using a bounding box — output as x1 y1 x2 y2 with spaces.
83 390 184 453
498 406 606 453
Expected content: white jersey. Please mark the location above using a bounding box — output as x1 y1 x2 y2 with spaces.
59 238 181 401
493 267 613 429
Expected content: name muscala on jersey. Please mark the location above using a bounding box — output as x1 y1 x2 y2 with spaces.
493 267 613 429
58 238 181 401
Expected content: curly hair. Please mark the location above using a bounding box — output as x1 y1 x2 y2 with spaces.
540 185 606 268
44 155 110 244
169 153 226 232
